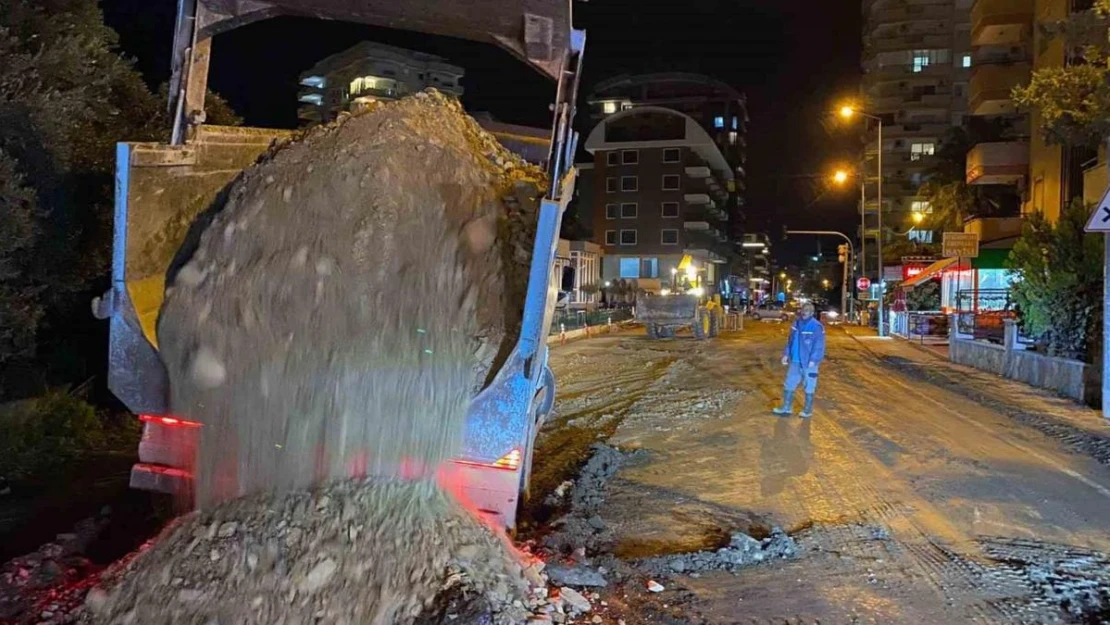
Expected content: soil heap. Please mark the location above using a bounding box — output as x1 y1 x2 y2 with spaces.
158 89 543 505
93 91 546 623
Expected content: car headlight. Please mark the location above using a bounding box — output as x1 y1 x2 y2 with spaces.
827 311 839 318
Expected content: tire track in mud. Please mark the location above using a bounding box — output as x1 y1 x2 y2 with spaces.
821 336 1110 623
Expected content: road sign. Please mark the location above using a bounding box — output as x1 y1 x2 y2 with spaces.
942 232 979 258
1085 185 1110 232
857 277 871 291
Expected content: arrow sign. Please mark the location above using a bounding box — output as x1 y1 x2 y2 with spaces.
1085 184 1110 232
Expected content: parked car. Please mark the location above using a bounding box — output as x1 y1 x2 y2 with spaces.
749 304 790 321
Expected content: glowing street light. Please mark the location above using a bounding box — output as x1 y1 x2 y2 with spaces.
839 105 856 119
912 211 924 224
832 169 850 185
822 278 830 288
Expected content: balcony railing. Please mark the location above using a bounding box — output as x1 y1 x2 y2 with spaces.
867 3 952 31
866 33 952 56
969 62 1030 115
685 166 711 178
971 0 1032 47
966 141 1029 185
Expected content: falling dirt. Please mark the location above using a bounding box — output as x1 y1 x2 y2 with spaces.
93 92 547 623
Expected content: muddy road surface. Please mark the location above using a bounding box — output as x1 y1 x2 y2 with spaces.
531 323 1110 624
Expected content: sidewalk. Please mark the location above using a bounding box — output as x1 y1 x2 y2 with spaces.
839 325 1110 460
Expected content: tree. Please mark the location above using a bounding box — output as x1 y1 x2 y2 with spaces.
1011 1 1110 145
0 149 44 367
1007 199 1103 360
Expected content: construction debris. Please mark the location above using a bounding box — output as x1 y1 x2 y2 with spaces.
94 92 549 623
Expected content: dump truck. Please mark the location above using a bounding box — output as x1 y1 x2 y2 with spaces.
91 0 585 530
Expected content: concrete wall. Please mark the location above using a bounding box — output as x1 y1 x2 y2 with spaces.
948 318 1097 403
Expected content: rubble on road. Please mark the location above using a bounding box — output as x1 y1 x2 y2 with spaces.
544 444 644 557
0 511 115 624
635 529 798 578
88 480 540 625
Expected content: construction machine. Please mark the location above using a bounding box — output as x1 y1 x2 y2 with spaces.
91 0 584 530
636 255 723 339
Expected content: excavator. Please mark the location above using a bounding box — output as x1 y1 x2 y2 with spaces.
92 0 584 530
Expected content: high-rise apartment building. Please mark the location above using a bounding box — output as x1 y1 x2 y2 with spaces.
297 42 464 125
583 106 735 293
587 74 748 237
861 0 973 269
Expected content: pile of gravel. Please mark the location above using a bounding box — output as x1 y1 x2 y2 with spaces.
87 480 538 625
636 530 798 578
156 89 544 507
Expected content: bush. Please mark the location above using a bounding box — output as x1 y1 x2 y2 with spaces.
0 388 137 481
1007 199 1104 361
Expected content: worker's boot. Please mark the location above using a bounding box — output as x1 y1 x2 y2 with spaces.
798 394 815 418
772 389 793 416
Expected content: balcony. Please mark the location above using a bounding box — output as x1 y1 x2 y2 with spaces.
684 193 712 206
971 0 1032 46
966 141 1028 185
684 221 711 231
867 3 952 31
685 166 711 178
969 62 1030 116
867 33 951 56
884 123 951 138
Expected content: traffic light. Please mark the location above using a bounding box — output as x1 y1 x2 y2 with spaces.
837 244 848 263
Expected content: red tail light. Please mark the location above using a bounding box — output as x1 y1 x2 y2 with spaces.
453 448 522 471
492 449 521 470
139 414 202 428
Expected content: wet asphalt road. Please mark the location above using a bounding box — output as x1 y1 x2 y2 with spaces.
542 322 1110 624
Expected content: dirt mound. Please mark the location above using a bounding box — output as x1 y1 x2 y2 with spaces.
87 480 534 625
155 90 544 506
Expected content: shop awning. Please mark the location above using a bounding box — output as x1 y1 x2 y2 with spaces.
902 257 958 289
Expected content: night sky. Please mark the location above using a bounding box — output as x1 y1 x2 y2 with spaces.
101 0 861 265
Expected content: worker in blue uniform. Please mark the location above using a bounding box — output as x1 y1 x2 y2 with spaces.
773 302 826 418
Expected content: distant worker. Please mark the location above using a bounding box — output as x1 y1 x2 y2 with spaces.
772 302 826 418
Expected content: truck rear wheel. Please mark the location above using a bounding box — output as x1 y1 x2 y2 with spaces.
708 309 720 338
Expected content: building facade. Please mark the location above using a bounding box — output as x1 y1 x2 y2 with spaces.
586 74 748 238
297 42 464 125
861 0 973 272
583 106 735 294
965 0 1097 225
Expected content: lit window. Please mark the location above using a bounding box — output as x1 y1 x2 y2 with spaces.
621 102 634 111
661 202 680 218
962 54 972 68
728 131 738 145
911 200 933 213
605 204 618 220
298 93 324 105
607 152 620 166
912 50 931 73
714 116 725 129
662 175 680 191
622 150 639 165
603 101 618 114
662 148 681 163
606 177 617 193
642 257 659 278
661 229 679 245
620 230 638 246
621 176 638 192
731 116 738 130
619 257 640 277
620 203 638 218
605 230 617 245
300 75 327 88
910 142 935 161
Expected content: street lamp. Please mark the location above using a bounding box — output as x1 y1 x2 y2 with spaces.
912 211 924 225
832 169 849 185
838 103 885 336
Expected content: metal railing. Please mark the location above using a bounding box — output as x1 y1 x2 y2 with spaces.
549 308 633 335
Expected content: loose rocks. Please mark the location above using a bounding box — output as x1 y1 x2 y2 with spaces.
89 480 532 625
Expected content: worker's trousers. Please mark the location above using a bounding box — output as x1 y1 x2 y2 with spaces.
784 360 819 395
